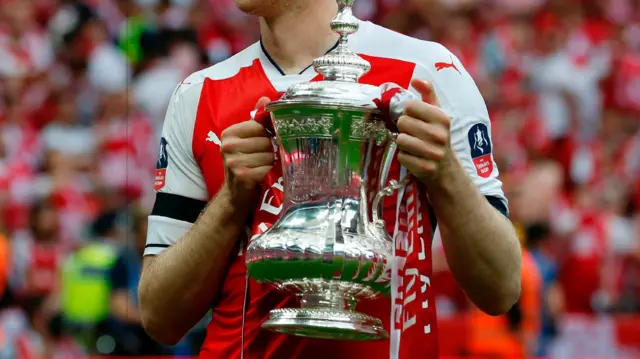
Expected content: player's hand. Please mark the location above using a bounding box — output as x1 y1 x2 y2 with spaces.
221 97 274 198
396 79 454 184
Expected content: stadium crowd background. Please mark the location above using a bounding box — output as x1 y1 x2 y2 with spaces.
0 0 639 357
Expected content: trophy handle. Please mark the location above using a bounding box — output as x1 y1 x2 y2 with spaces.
371 133 412 228
370 82 417 229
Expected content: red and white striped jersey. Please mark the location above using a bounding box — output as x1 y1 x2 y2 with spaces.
145 20 507 359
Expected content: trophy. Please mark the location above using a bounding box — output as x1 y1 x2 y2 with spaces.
246 0 413 341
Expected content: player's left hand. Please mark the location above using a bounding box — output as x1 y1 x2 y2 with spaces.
396 78 455 185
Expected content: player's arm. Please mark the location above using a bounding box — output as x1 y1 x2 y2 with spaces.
137 85 272 345
424 149 520 316
139 188 252 345
137 85 243 346
399 54 521 316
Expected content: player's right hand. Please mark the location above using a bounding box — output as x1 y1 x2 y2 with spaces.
221 97 274 197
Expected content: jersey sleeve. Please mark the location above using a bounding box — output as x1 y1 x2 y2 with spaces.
412 45 508 214
145 83 209 256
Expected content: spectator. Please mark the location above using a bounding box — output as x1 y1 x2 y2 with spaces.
465 231 542 359
132 29 195 124
527 223 565 356
0 231 9 303
14 296 84 359
0 0 54 78
104 206 171 355
40 93 96 169
10 199 63 299
59 211 121 354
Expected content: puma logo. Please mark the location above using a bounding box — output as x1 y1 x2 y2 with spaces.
435 56 461 74
206 131 221 146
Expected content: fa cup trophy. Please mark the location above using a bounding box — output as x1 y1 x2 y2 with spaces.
245 0 413 341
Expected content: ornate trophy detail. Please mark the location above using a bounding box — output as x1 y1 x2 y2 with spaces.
245 0 412 341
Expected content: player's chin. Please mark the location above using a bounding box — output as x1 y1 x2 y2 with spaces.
234 0 288 16
234 0 267 15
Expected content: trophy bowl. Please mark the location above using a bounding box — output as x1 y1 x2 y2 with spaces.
245 0 409 341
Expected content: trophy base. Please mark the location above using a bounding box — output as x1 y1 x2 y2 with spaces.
262 307 388 341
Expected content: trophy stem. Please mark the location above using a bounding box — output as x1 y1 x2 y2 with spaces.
313 1 370 83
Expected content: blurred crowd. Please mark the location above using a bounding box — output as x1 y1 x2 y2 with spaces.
0 0 638 358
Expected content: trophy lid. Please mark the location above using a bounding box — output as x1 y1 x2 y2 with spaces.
266 0 380 112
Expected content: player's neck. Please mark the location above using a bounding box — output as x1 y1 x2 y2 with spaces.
260 1 339 75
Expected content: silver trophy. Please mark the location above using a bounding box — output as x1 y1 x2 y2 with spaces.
245 0 412 341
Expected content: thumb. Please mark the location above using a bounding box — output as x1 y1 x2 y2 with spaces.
411 78 439 107
255 96 271 110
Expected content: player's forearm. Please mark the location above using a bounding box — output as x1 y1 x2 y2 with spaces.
425 157 521 315
139 186 251 345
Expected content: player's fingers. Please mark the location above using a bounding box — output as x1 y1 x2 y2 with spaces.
397 115 449 145
254 96 271 110
396 133 446 160
411 78 440 107
397 151 437 175
221 136 273 154
233 165 273 186
222 120 269 139
225 152 274 169
246 165 273 182
403 100 449 128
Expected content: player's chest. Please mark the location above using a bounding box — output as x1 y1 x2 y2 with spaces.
202 56 417 132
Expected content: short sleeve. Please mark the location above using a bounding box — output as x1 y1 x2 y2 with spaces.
145 82 209 256
412 46 508 212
